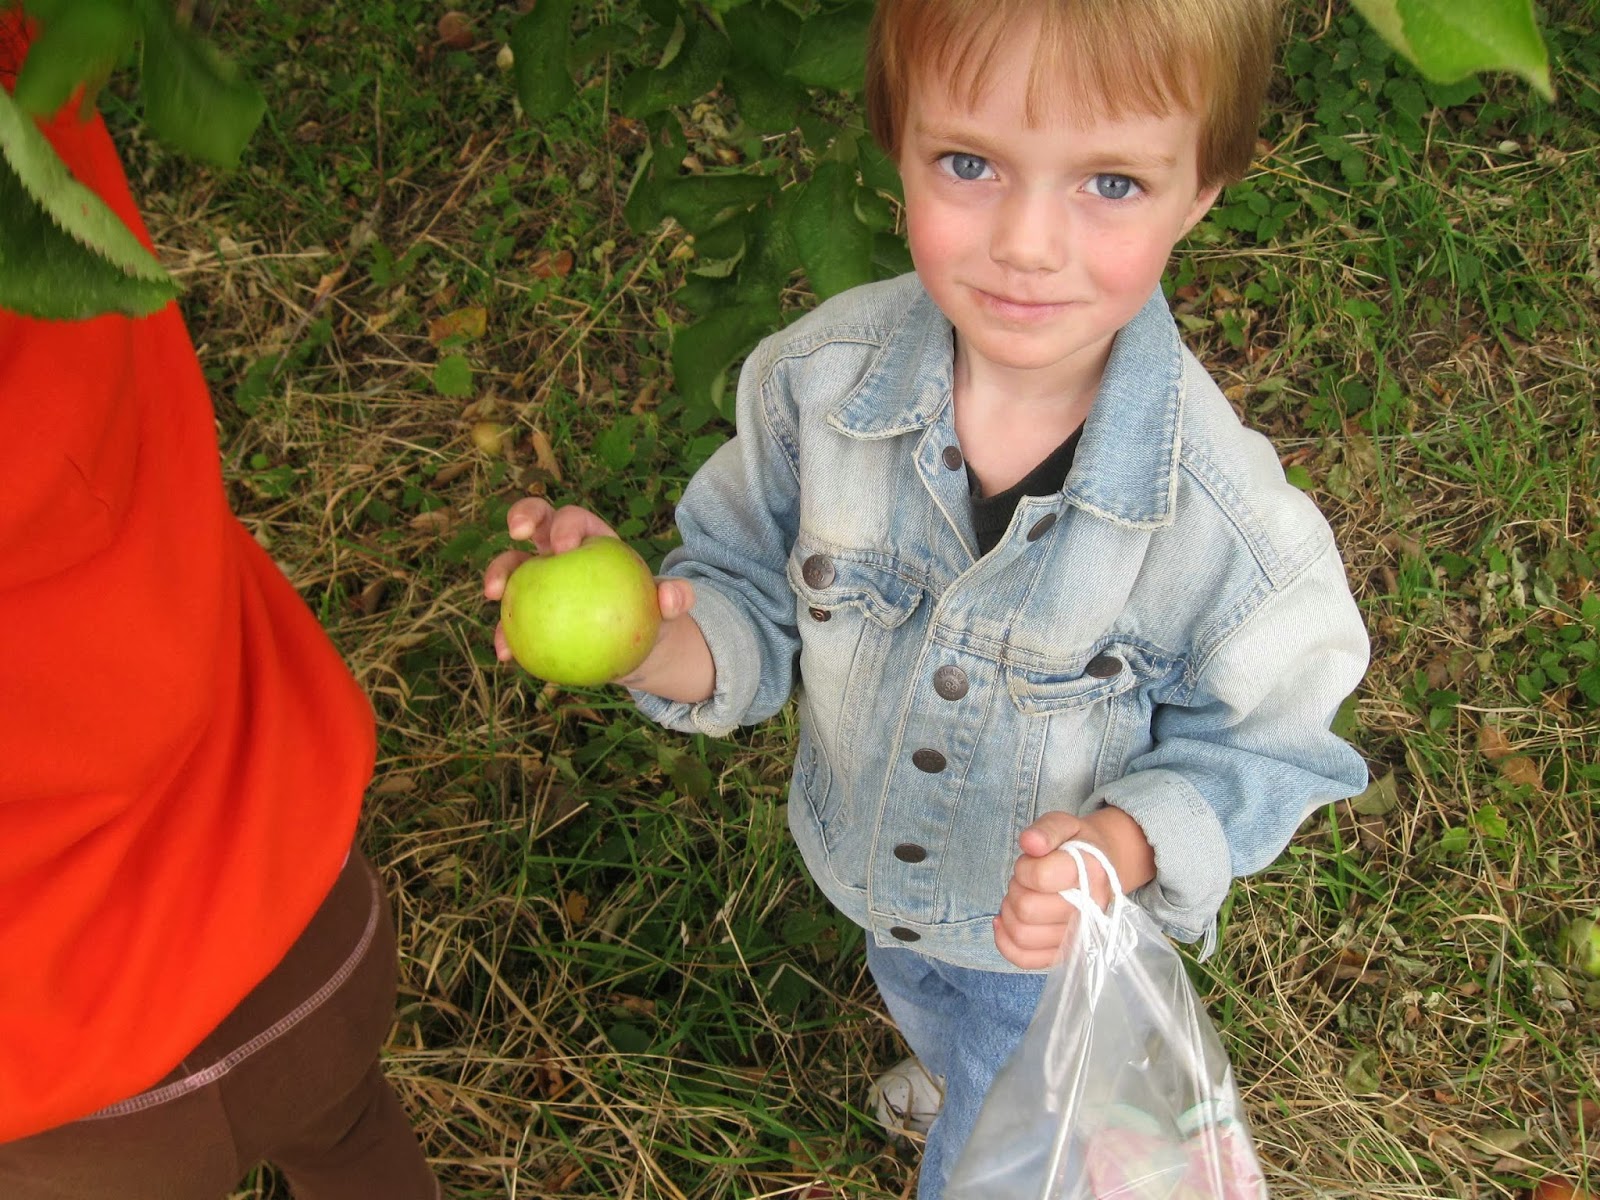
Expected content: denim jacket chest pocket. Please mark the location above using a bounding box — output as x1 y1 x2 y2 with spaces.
787 540 924 848
1003 644 1181 819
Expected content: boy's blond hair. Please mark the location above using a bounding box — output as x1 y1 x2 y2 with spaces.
866 0 1281 188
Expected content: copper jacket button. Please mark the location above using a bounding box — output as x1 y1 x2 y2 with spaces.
801 554 835 588
1085 653 1123 678
933 666 969 700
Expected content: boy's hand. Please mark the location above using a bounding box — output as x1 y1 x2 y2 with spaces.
993 806 1156 970
481 497 706 695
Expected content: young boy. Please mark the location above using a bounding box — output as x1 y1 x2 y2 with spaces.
486 0 1368 1194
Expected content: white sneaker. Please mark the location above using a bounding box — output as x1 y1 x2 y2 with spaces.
871 1056 944 1136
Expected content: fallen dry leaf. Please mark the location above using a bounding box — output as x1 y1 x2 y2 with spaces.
630 379 660 414
409 508 455 534
428 305 487 345
531 248 575 279
1478 721 1515 761
530 427 562 480
1496 754 1546 791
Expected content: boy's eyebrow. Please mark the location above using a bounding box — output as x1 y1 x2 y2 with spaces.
1079 149 1181 172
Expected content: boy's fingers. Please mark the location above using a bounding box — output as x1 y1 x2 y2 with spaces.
505 497 555 546
992 916 1067 970
1001 883 1073 926
483 549 532 599
548 505 617 553
1018 809 1084 857
493 623 512 663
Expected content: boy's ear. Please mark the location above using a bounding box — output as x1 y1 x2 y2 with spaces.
1179 183 1223 237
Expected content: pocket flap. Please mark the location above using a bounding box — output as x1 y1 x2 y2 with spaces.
1005 649 1144 716
788 544 922 630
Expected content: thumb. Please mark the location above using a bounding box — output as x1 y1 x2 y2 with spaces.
1019 810 1084 857
657 578 696 621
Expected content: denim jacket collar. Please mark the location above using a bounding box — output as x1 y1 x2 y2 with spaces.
825 285 1182 529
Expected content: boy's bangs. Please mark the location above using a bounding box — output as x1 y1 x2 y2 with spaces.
935 1 1207 129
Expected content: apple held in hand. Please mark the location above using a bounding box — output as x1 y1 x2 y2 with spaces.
500 536 662 686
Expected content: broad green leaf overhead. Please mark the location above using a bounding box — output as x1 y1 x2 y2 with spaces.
656 172 776 231
138 2 266 167
670 299 780 419
788 159 874 300
510 0 577 121
0 89 175 318
0 84 173 291
785 4 869 92
1350 0 1553 98
12 0 138 116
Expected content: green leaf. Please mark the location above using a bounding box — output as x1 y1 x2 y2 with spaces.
1344 1048 1381 1095
432 354 474 397
723 1 801 78
0 155 176 319
1350 771 1399 816
656 172 776 234
0 86 176 319
1350 0 1552 98
605 1021 652 1054
670 300 779 417
722 62 807 135
787 163 874 300
617 21 729 118
1471 802 1509 840
509 0 577 122
13 0 139 117
1438 825 1471 855
137 1 266 167
785 4 871 92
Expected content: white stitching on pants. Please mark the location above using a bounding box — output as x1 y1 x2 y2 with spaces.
83 863 383 1120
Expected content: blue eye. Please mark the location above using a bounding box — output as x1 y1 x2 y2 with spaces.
1091 174 1139 200
942 153 991 181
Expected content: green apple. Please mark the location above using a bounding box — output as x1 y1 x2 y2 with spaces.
1559 916 1600 980
499 536 662 686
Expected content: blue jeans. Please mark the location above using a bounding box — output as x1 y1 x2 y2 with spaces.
866 940 1047 1200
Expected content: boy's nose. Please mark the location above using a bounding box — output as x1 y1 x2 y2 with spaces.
990 188 1070 273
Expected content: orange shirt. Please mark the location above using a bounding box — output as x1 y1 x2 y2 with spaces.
0 19 374 1142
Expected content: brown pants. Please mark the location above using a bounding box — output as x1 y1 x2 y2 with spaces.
0 850 439 1200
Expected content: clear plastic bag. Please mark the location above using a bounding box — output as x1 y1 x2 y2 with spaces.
946 842 1269 1200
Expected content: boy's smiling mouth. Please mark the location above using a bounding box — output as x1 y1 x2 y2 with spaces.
972 287 1077 321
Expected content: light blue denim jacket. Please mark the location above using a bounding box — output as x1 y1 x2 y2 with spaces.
635 273 1369 971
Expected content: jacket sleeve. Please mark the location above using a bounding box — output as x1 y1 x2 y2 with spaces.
1095 539 1370 948
630 342 804 737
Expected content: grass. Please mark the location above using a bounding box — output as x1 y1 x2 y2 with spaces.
98 0 1600 1196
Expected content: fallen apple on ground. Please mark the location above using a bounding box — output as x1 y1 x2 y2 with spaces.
1559 916 1600 980
1532 1177 1592 1200
499 536 661 686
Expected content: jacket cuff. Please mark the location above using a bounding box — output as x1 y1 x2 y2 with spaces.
629 581 759 738
1095 768 1232 947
